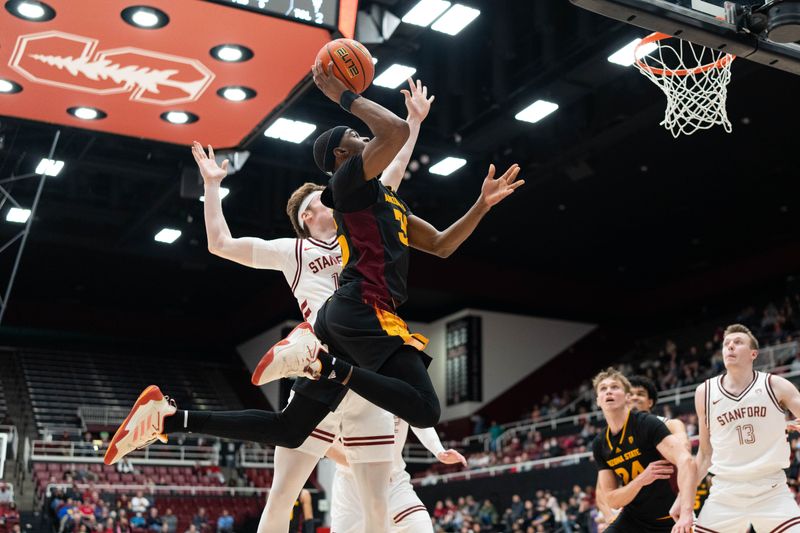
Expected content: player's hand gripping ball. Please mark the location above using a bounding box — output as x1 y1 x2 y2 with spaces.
315 38 374 94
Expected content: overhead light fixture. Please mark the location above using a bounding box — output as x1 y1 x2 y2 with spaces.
6 208 31 224
0 79 22 94
67 106 106 120
431 4 480 35
374 64 417 89
160 111 199 125
199 187 230 202
210 44 254 63
264 118 317 144
35 158 64 176
515 100 559 124
5 0 55 21
154 228 181 244
217 86 257 102
402 0 451 27
429 157 466 176
121 6 169 29
608 38 658 66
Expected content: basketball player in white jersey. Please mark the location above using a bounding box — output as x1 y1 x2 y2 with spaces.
693 324 800 533
326 418 466 533
104 78 435 533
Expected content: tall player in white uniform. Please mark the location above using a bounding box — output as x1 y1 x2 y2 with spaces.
693 324 800 533
327 418 467 533
104 79 435 533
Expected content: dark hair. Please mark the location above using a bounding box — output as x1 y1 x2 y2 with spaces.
313 126 348 174
628 375 658 404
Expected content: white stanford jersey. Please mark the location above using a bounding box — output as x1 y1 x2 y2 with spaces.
705 370 789 480
252 236 341 327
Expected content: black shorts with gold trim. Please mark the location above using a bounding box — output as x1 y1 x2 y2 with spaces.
606 510 674 533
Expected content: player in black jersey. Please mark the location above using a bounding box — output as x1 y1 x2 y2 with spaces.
592 368 695 533
288 489 314 533
253 60 522 426
596 375 693 526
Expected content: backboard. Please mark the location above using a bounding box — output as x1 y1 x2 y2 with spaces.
570 0 800 75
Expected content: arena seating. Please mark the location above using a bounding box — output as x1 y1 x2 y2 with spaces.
19 350 242 435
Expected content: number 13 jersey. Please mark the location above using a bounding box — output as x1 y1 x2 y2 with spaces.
704 370 789 481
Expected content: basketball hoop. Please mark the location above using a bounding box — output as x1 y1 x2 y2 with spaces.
634 32 735 138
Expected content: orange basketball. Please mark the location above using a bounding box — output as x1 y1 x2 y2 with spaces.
315 38 374 94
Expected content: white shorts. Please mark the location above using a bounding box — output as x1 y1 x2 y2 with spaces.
696 472 800 533
330 469 432 533
293 390 395 464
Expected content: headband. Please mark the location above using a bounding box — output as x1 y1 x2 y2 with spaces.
298 190 322 229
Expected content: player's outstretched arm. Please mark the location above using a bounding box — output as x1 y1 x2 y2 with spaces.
410 425 467 467
380 78 434 192
312 60 409 180
655 434 695 533
407 164 523 258
593 482 618 525
193 142 290 269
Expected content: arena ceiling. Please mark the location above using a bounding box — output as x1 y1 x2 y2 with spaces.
0 0 798 351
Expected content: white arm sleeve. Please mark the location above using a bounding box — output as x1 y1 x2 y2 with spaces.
250 238 297 272
410 426 446 456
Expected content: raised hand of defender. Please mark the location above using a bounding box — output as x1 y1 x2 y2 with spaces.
400 78 434 123
636 460 674 487
437 449 468 467
311 59 348 104
479 164 524 209
191 141 228 185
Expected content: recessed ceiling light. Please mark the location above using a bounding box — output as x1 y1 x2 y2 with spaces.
0 79 22 94
199 187 230 202
402 0 451 27
210 44 254 63
515 100 559 124
430 4 481 35
5 0 55 21
35 158 64 176
608 38 658 67
373 64 417 89
160 111 199 125
154 228 181 244
6 207 31 224
264 118 317 144
429 157 467 176
217 86 256 102
121 6 169 29
67 106 106 120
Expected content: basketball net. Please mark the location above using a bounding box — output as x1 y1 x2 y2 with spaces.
634 33 735 137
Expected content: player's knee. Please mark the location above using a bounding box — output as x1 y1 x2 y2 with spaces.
410 401 440 428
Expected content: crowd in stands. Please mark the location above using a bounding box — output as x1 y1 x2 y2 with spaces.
430 486 603 533
47 487 242 533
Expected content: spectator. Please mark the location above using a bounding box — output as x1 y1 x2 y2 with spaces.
130 512 146 529
509 494 524 522
0 483 11 503
192 508 208 532
216 510 233 533
131 491 149 514
146 507 162 532
489 421 503 452
162 508 177 533
102 518 115 533
183 526 198 533
116 518 131 533
478 499 498 526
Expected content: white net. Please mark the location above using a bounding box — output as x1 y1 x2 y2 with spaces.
634 34 735 137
